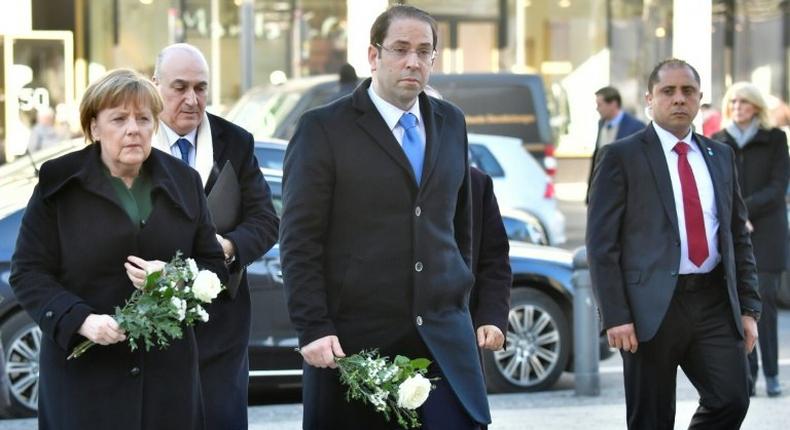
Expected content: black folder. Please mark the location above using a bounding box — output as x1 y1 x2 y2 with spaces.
207 160 242 297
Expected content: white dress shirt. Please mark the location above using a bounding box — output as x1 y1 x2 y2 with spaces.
653 122 721 274
161 122 198 167
367 85 426 149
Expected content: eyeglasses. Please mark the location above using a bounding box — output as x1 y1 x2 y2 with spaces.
376 44 436 64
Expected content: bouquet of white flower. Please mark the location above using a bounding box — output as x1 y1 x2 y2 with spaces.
335 349 436 429
68 252 223 360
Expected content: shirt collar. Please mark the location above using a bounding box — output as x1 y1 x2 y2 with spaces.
605 110 625 128
160 121 198 147
367 85 423 131
652 122 696 154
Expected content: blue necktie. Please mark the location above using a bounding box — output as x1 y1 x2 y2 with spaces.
398 113 424 184
176 138 191 164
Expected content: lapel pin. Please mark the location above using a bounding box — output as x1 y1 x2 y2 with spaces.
706 147 713 156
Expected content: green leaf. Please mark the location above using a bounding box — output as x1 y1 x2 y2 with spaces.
410 358 431 370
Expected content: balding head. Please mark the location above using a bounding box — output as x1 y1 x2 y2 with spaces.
153 43 209 135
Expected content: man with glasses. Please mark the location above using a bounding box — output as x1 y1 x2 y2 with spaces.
281 5 490 430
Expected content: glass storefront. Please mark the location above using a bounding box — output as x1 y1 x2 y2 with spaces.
3 0 789 163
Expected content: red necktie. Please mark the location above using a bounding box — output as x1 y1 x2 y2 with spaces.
673 141 709 267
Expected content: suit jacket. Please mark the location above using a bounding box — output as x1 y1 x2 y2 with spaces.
712 127 789 272
155 113 279 427
470 167 511 334
586 123 760 342
280 79 490 426
586 111 646 203
10 145 226 429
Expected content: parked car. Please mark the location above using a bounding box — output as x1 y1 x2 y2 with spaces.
469 133 566 246
0 139 603 417
226 73 558 175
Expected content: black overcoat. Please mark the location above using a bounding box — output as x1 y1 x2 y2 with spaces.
712 127 789 272
469 167 511 335
9 145 226 430
192 114 279 429
281 80 490 428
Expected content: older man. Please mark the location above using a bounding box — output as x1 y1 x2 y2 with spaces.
152 43 279 429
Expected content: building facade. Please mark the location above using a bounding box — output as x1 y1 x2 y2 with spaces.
2 0 789 160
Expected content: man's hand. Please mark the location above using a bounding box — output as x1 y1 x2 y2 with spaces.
477 325 505 351
299 335 345 368
742 315 758 353
216 234 236 263
607 323 638 353
78 314 126 345
124 256 166 289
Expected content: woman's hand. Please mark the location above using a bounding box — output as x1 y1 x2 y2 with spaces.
78 314 126 345
124 255 166 289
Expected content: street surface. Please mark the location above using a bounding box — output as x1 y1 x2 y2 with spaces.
1 158 788 429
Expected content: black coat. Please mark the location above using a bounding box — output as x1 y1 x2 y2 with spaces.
587 124 760 342
281 80 490 428
191 113 280 429
712 127 789 272
9 145 227 430
470 167 511 335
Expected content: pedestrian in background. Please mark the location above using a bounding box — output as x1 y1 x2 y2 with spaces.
713 81 788 397
587 59 761 428
586 86 645 203
152 43 280 429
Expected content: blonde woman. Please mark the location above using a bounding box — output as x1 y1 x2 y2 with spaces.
713 82 789 397
10 69 226 429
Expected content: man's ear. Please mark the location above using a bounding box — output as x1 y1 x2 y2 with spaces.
368 45 378 72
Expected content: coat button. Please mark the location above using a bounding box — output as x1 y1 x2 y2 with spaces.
44 311 53 319
415 262 423 272
416 316 423 326
415 206 422 217
130 367 141 377
671 271 678 276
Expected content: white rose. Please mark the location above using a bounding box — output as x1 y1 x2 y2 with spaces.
396 374 431 410
195 305 209 322
186 258 198 280
192 270 223 303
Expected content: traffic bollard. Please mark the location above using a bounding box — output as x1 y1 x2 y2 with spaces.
572 246 600 396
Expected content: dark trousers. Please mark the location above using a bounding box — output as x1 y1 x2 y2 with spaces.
419 375 480 430
748 271 780 381
621 282 750 430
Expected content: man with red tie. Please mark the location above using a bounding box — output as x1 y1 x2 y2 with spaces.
587 59 762 429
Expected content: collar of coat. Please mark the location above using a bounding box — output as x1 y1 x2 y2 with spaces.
36 143 199 222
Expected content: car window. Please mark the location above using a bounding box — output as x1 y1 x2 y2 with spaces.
254 147 286 170
469 143 505 178
230 91 303 141
502 216 531 243
265 177 283 216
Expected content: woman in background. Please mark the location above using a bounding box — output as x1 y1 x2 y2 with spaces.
713 82 789 398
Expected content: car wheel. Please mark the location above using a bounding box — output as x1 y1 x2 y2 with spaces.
0 312 40 417
482 288 569 393
778 271 790 309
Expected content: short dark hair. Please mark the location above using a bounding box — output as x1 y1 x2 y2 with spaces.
595 86 622 107
647 58 701 92
370 5 438 50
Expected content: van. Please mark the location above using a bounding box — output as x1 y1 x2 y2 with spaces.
225 73 556 172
